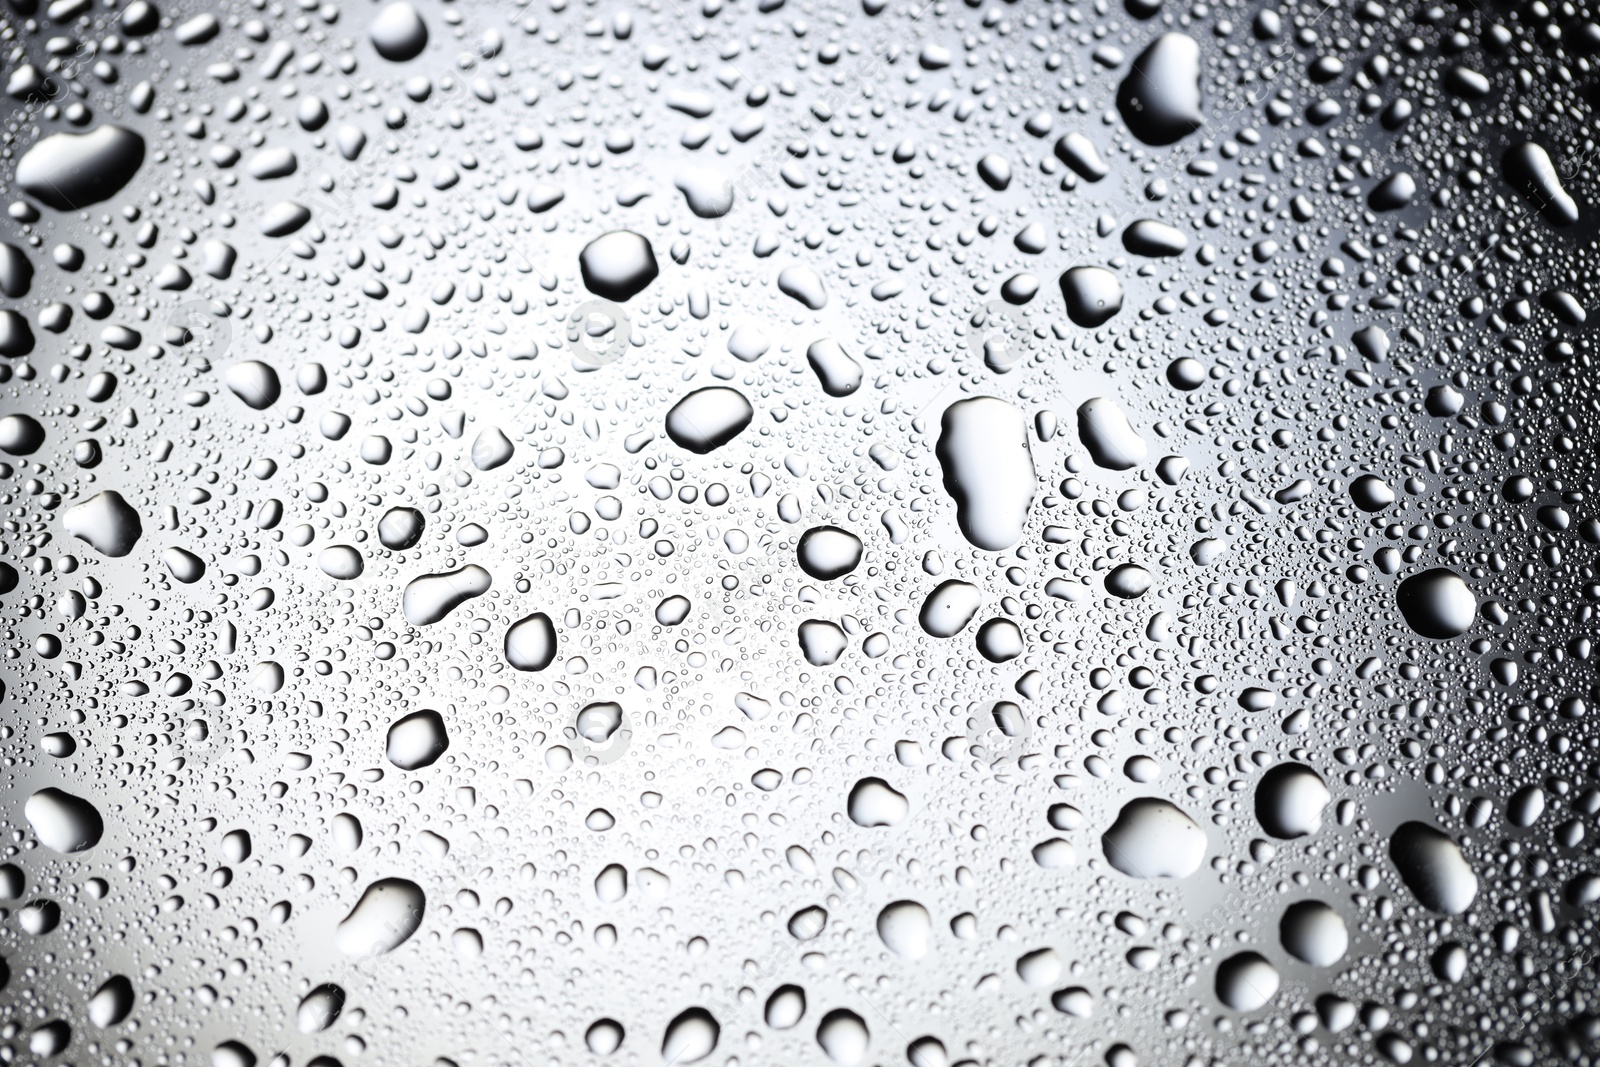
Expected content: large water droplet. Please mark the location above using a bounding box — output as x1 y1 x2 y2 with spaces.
877 900 932 959
847 777 909 827
936 397 1035 550
1101 798 1206 878
24 787 104 853
1254 763 1330 839
579 231 658 301
0 414 45 455
1116 34 1204 145
665 387 753 454
369 1 429 61
797 526 863 581
64 490 142 557
17 126 146 210
296 984 346 1033
1077 397 1147 470
402 565 492 625
87 976 134 1028
386 709 449 770
336 877 426 956
1389 821 1478 914
1279 900 1347 966
918 580 982 638
815 1009 869 1065
660 1008 719 1064
765 986 806 1029
505 612 557 671
1215 951 1278 1011
1396 568 1476 640
1059 267 1125 328
1502 141 1579 226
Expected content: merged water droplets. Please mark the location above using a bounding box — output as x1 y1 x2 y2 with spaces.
936 397 1035 551
63 491 142 557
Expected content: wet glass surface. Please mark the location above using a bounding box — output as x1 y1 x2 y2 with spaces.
1 0 1599 1063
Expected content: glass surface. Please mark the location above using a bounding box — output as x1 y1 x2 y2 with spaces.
0 0 1597 1064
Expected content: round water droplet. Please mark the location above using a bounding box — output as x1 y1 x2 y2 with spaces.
0 414 45 455
1215 951 1278 1011
87 976 134 1028
1279 901 1347 966
369 1 429 61
579 231 658 302
919 580 982 638
297 984 346 1033
505 612 557 671
318 545 365 580
386 709 449 770
378 506 425 550
765 986 807 1029
660 1008 719 1064
797 526 863 580
877 900 931 959
1059 267 1125 328
815 1010 869 1065
1255 763 1330 839
586 1019 624 1055
1396 568 1476 640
